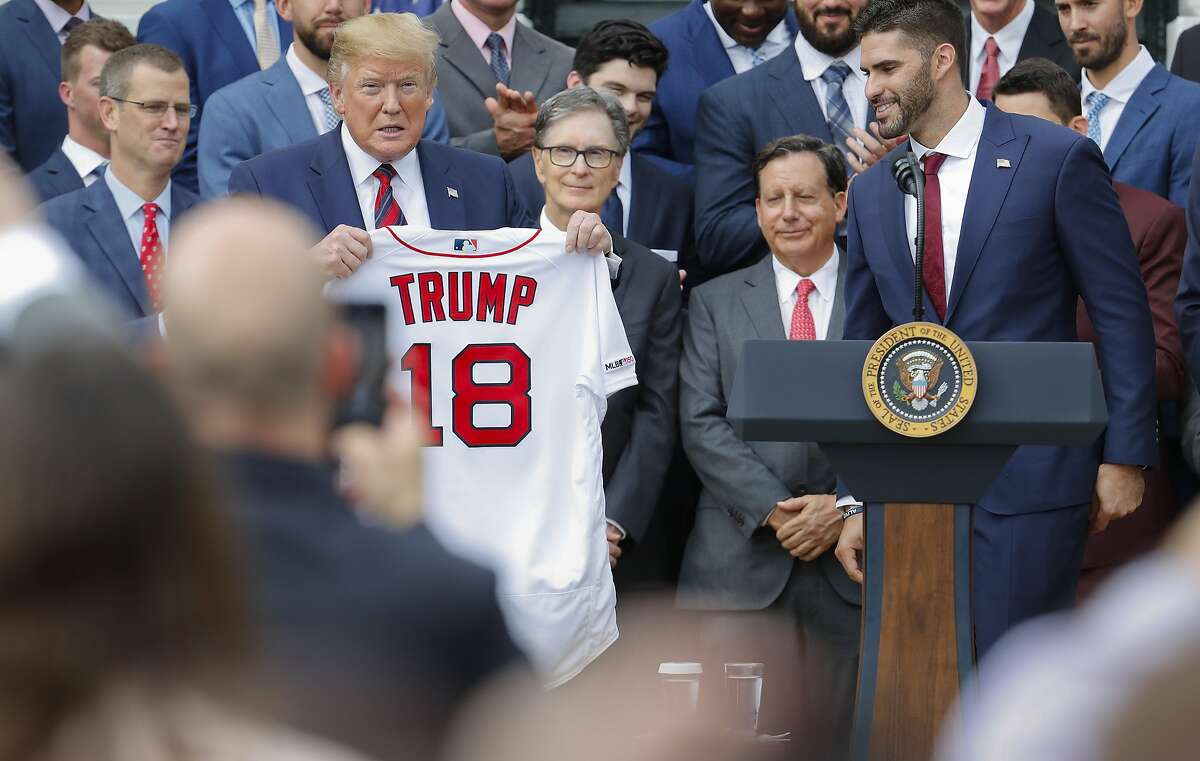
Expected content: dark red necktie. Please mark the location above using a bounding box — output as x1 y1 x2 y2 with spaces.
922 152 948 321
372 163 405 229
977 36 1000 101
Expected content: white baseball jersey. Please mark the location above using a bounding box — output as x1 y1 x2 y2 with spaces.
328 226 637 687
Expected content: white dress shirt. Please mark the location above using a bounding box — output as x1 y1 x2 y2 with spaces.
286 44 334 135
794 35 869 133
968 0 1036 95
703 1 793 74
60 135 106 186
32 0 91 43
1080 46 1157 152
340 125 431 230
906 98 987 296
103 169 173 260
772 248 838 340
615 157 632 236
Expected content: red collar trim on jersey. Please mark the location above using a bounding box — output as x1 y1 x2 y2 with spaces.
383 227 542 258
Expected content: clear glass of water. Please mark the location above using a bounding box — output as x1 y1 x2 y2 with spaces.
724 662 764 734
657 662 702 717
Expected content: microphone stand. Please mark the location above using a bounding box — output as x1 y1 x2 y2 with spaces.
908 152 926 324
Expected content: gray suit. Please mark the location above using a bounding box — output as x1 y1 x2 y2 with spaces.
426 2 573 156
677 252 859 755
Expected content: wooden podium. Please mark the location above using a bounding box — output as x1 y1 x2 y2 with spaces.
727 340 1107 761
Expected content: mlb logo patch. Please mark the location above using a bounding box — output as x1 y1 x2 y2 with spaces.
454 238 479 252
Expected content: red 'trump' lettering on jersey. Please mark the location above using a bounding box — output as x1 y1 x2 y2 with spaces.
390 271 539 326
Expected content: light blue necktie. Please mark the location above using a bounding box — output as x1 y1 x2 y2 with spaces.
749 46 768 67
485 32 510 86
1085 91 1110 146
317 87 340 133
821 61 856 170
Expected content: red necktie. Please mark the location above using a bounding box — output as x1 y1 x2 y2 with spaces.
139 202 165 310
372 163 406 229
922 152 948 321
789 279 817 340
976 36 1000 100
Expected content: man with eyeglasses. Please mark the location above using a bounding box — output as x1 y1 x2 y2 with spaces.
39 43 200 321
530 86 682 593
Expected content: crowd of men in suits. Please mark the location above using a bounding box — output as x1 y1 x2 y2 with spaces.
9 0 1200 756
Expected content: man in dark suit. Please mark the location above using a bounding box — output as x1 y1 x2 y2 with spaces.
680 135 859 758
229 14 612 282
0 0 95 172
508 21 696 279
636 0 798 170
525 86 683 590
28 19 135 203
161 199 524 761
197 0 449 198
693 0 901 276
38 44 201 321
963 0 1079 100
994 58 1185 595
425 0 573 159
833 0 1156 659
137 0 292 192
1171 23 1200 83
1060 0 1200 207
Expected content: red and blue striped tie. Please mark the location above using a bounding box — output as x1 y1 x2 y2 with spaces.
372 163 406 229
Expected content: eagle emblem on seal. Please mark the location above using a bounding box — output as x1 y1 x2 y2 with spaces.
893 350 950 411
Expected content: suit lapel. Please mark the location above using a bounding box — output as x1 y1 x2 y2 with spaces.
684 0 736 84
626 155 652 243
263 59 319 143
828 248 848 339
434 4 502 99
945 105 1027 324
739 256 786 340
14 0 63 78
47 150 84 196
307 130 365 232
768 50 834 141
1103 65 1166 173
202 0 259 75
418 142 466 230
84 181 153 315
509 21 553 97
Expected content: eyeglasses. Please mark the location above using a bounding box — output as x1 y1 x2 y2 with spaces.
537 145 621 169
109 97 197 119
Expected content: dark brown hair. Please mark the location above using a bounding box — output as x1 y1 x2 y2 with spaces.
854 0 966 82
753 134 848 197
61 19 136 84
993 57 1084 123
0 344 250 757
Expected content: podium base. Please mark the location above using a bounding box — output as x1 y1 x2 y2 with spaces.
851 503 974 761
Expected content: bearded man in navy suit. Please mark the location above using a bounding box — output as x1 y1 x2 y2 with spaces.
831 0 1156 658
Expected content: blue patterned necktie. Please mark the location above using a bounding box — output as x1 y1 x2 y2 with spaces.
749 46 768 68
485 32 510 86
317 87 340 133
1085 91 1110 146
821 61 856 170
601 191 624 237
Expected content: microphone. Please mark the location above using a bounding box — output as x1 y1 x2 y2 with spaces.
892 152 926 323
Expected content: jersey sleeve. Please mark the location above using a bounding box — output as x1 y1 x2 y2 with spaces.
583 254 637 398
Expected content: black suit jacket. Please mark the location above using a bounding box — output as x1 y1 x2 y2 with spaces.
27 147 84 202
962 4 1081 86
601 235 683 548
224 450 524 760
1172 24 1200 84
508 152 698 279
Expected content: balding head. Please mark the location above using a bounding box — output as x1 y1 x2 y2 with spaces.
164 199 334 431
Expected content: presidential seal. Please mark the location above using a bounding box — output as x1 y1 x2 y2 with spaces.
861 322 978 438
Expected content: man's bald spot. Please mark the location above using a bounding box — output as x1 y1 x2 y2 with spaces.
164 199 333 413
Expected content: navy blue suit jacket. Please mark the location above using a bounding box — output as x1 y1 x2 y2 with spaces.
1103 64 1200 208
137 0 292 193
694 45 868 275
27 147 84 202
507 151 695 274
0 0 68 172
636 0 798 169
228 129 533 234
1173 145 1200 385
38 178 202 318
845 104 1156 514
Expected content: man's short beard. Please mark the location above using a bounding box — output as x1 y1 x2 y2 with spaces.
797 8 859 57
1074 16 1127 71
297 25 334 62
877 65 936 140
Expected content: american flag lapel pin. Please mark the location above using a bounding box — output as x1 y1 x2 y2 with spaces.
996 158 1011 169
447 186 459 198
